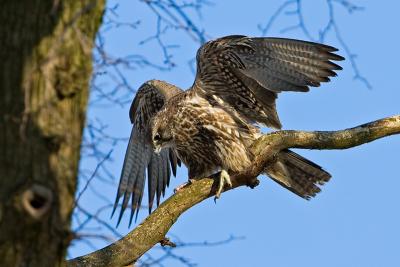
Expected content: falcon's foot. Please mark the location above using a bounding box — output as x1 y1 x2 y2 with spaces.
174 179 194 193
214 170 232 201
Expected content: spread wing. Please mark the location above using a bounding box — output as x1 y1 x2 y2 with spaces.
192 35 344 129
112 80 182 226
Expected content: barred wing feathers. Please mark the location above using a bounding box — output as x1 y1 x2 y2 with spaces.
112 80 182 226
193 35 344 129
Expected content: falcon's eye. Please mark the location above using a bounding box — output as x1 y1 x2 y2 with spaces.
154 133 161 141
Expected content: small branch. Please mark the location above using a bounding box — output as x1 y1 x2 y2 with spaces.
74 149 113 210
259 0 371 89
68 115 400 267
159 237 176 248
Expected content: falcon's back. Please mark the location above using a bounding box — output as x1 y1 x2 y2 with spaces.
157 90 261 178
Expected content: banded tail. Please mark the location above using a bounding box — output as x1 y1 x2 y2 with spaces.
265 149 331 199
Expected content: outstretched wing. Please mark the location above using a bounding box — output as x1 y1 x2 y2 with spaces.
112 80 182 226
192 35 344 128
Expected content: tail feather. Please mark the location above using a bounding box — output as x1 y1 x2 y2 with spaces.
265 149 331 199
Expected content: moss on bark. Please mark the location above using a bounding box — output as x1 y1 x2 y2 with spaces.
0 1 105 266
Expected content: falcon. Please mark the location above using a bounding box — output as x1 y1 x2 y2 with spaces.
112 35 344 225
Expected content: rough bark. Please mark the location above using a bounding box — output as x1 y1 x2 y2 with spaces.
68 115 400 267
0 1 104 266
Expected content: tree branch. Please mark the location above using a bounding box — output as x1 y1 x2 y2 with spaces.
68 115 400 267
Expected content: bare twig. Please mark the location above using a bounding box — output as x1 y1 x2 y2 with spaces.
137 235 242 267
74 149 113 209
259 0 370 88
159 237 176 247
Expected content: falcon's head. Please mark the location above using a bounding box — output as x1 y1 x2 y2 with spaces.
150 111 174 154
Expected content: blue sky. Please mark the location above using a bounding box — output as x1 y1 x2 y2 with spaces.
69 1 400 266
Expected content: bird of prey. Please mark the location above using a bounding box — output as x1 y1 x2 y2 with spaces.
112 35 344 225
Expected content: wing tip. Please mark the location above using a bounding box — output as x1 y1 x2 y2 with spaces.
328 52 345 61
115 206 126 228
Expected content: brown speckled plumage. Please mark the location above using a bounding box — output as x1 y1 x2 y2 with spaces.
113 35 344 225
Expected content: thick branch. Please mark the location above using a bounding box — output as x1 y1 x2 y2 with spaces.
68 115 400 267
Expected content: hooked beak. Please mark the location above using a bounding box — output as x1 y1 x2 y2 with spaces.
152 136 172 154
152 139 162 154
154 146 162 154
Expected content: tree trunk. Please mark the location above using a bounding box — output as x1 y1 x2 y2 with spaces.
0 1 104 266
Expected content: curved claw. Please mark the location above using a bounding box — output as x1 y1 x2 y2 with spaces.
214 170 232 202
